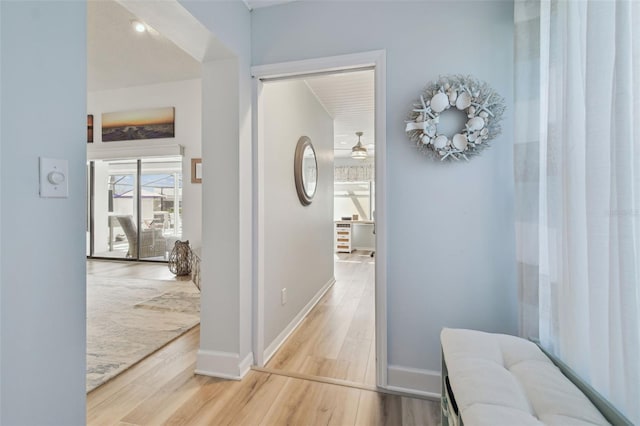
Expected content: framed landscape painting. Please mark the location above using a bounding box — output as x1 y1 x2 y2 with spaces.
102 107 175 142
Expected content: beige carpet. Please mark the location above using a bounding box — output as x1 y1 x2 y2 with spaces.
86 275 200 392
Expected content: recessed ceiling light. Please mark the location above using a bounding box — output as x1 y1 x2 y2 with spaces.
131 20 146 33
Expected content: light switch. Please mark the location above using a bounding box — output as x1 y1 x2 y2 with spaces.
39 157 69 198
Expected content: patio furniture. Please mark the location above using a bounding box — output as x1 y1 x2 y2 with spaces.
115 215 166 259
152 211 169 231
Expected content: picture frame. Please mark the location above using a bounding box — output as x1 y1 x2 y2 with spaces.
191 158 202 183
87 114 94 143
101 107 175 142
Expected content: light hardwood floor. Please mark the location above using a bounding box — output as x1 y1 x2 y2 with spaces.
86 257 440 425
87 325 440 425
266 251 377 386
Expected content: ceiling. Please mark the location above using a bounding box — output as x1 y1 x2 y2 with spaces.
88 1 374 156
87 0 201 92
304 70 375 158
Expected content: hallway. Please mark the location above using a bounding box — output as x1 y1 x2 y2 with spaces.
265 250 376 386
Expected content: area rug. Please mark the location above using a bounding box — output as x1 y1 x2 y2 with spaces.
86 275 200 392
134 291 200 313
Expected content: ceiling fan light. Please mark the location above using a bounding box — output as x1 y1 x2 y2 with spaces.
351 148 368 159
351 131 368 160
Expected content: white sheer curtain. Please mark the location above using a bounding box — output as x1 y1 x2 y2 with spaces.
514 0 640 423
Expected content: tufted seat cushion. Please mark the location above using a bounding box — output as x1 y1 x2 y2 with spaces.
441 328 610 426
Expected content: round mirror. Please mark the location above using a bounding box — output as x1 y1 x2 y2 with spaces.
294 136 317 206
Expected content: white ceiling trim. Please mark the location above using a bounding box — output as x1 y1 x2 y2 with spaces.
252 50 379 80
245 0 299 10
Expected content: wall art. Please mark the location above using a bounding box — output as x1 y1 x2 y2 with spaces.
87 114 94 143
405 75 504 162
102 107 175 142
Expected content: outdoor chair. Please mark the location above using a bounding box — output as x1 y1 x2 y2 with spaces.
115 215 166 259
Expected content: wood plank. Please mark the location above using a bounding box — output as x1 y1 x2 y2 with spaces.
87 327 199 410
356 391 441 425
87 327 200 425
355 391 403 426
190 372 288 426
401 396 442 426
120 362 202 425
260 376 360 426
160 375 245 426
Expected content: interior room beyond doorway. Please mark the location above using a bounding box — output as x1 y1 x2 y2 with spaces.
258 68 376 388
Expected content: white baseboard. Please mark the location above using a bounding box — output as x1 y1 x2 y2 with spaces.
195 350 254 380
239 352 253 377
387 365 441 399
263 277 336 364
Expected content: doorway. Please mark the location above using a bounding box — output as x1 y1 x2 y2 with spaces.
252 51 387 388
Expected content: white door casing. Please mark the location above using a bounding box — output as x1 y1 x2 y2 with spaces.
250 50 388 388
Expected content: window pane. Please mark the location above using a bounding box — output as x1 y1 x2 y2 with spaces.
92 159 137 259
139 157 183 260
334 182 371 220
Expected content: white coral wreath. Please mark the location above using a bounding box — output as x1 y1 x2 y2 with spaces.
405 75 505 161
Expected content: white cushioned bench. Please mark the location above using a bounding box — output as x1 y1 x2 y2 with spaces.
440 328 625 426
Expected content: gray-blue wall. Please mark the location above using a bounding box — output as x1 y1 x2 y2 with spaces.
1 1 87 423
252 0 518 386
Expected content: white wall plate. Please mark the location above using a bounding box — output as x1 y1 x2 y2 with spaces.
39 157 69 198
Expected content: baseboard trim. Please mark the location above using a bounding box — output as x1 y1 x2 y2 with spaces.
195 350 253 381
263 277 336 364
387 365 441 400
239 352 253 377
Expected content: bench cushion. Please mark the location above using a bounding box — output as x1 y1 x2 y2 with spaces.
441 328 610 426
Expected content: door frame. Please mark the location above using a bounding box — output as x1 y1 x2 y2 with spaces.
251 50 388 388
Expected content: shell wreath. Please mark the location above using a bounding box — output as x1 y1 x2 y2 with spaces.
405 75 505 162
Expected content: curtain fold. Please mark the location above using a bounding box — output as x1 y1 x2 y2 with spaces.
514 1 640 422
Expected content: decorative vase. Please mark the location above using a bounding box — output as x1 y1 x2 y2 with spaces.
168 240 192 276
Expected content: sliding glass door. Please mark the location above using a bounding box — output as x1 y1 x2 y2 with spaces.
89 159 137 259
87 156 182 262
139 158 182 260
